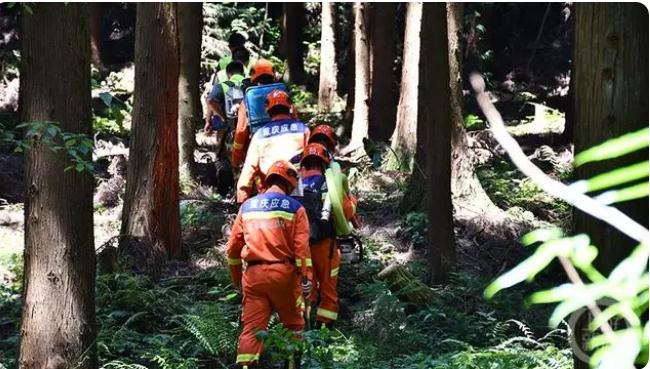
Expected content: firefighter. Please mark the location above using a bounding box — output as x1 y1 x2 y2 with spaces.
236 89 309 204
308 124 337 153
231 59 279 168
298 142 341 328
227 160 312 369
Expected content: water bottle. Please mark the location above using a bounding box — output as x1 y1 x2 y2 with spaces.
321 195 332 221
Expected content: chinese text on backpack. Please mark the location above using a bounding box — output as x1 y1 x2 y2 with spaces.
244 83 288 133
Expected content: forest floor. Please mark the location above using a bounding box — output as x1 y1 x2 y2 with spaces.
1 125 574 369
0 70 576 368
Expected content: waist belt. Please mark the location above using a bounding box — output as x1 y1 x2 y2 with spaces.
246 259 294 266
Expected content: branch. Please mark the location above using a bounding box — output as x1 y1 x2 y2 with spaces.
469 73 649 245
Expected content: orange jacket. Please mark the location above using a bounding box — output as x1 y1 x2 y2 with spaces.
231 103 250 167
226 190 312 285
236 116 310 203
232 104 301 168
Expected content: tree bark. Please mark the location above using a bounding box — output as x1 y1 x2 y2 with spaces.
89 3 104 70
367 3 398 143
420 3 455 284
391 2 422 161
573 4 648 274
121 3 181 262
281 3 305 85
18 4 96 369
347 2 371 151
177 3 201 188
318 2 338 112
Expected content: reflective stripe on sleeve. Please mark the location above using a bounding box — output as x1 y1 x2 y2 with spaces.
233 141 244 149
330 267 339 277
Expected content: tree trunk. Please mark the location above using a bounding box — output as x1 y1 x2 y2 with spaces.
121 3 181 263
574 7 648 366
391 2 422 162
367 3 398 143
573 3 649 275
177 3 201 189
281 3 305 85
18 4 96 369
342 5 356 132
318 2 338 112
89 3 104 71
420 3 455 284
347 2 370 151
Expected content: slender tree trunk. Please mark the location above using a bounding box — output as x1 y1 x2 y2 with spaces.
89 3 104 71
420 3 455 284
121 3 181 263
573 3 648 273
391 2 422 162
18 4 96 369
177 3 201 188
342 6 356 131
367 3 398 143
347 2 370 151
318 2 338 112
281 3 305 85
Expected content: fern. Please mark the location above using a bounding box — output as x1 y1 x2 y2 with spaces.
176 305 238 356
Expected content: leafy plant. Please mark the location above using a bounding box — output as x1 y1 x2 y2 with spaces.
485 127 649 369
10 120 94 172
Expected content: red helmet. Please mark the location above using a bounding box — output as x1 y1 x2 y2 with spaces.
309 124 337 151
264 160 299 189
250 59 275 83
265 90 292 113
301 142 331 165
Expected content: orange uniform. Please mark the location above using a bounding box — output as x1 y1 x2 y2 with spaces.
236 116 310 203
299 167 341 324
227 190 312 366
232 105 301 168
231 102 251 167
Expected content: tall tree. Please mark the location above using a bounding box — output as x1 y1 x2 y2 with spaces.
121 3 181 262
19 4 97 369
281 3 305 85
347 2 371 151
447 4 501 220
391 2 422 161
573 4 648 272
177 3 202 188
318 2 338 112
420 3 455 283
367 3 398 142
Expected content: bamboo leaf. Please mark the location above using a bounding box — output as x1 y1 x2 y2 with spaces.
595 182 649 205
571 161 649 193
574 127 649 167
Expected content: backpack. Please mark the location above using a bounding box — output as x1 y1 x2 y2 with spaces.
243 82 288 133
221 78 245 122
297 175 336 244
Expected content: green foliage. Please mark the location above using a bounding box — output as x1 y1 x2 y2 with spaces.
463 114 486 130
402 212 427 248
485 128 649 369
7 120 95 172
93 93 130 136
478 159 570 224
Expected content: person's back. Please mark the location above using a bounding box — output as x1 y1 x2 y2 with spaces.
237 90 309 203
227 161 312 368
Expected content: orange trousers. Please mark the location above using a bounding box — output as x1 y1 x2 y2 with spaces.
309 238 341 323
236 263 304 366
